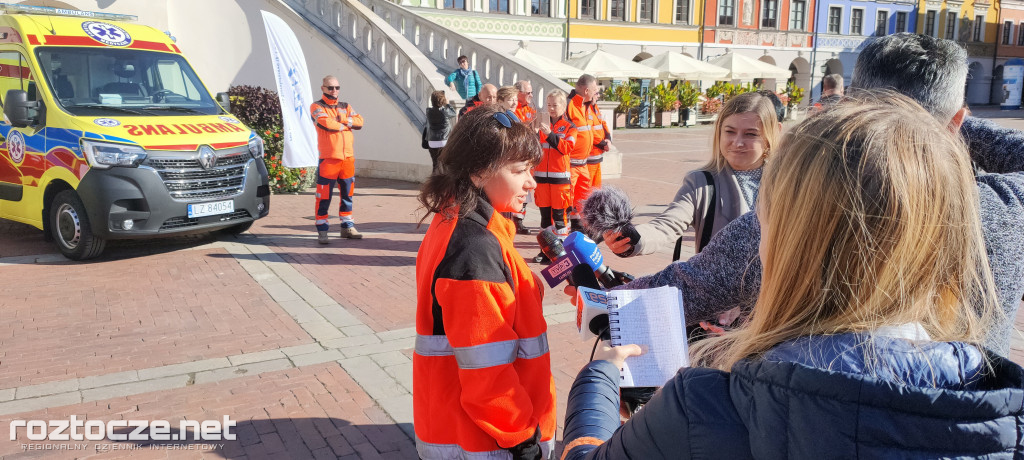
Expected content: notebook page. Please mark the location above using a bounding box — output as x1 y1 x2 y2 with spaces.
609 286 688 387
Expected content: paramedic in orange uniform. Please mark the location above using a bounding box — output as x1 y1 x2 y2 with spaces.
311 75 364 244
587 96 612 189
514 80 538 128
413 106 555 460
565 74 602 231
531 89 576 263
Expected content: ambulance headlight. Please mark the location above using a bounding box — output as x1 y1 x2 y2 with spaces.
248 136 265 158
81 140 147 169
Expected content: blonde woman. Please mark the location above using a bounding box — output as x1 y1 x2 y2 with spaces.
602 91 781 259
497 86 520 112
560 94 1024 459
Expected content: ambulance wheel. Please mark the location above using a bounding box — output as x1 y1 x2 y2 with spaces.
50 190 106 260
221 220 253 235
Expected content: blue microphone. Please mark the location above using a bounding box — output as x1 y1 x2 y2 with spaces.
563 232 632 289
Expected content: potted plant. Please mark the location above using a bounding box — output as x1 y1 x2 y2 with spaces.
609 82 640 129
784 81 806 120
649 83 676 127
677 82 701 127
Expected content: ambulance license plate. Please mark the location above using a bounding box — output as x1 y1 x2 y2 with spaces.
188 200 234 218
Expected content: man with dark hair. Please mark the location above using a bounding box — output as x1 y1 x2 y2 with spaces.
756 89 785 123
609 33 1024 356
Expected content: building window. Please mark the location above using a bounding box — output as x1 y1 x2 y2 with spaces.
1019 22 1024 45
974 15 984 41
580 0 596 19
1005 20 1014 45
719 0 734 25
610 0 626 20
946 12 957 39
790 0 805 30
675 0 689 23
827 6 841 34
895 12 907 32
532 0 550 15
876 10 888 36
851 9 863 35
485 0 505 12
639 0 654 22
925 10 936 37
761 0 778 28
444 0 466 9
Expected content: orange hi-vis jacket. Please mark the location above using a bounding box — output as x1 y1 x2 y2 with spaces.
534 115 576 185
310 95 364 160
413 198 556 459
588 104 610 165
566 93 600 167
515 101 537 126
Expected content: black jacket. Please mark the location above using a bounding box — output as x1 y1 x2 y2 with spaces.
425 104 456 143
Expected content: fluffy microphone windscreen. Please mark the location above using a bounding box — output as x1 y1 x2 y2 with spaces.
580 186 634 239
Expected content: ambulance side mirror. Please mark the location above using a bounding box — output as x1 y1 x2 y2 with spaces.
4 90 40 128
216 92 231 111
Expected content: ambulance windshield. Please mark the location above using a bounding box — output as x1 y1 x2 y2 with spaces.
35 47 224 116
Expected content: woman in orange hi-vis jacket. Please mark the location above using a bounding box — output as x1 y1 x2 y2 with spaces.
414 105 555 460
531 89 577 263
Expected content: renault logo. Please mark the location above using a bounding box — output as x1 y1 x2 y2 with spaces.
198 146 216 170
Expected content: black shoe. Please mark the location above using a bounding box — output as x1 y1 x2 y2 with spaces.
517 224 533 235
532 252 550 264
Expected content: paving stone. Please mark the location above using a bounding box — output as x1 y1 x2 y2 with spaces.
545 311 577 325
316 305 363 328
15 378 80 399
375 328 416 342
337 357 408 401
298 288 338 308
340 324 376 337
340 337 414 358
81 375 190 402
369 351 409 368
321 334 381 350
280 343 325 357
78 370 140 390
263 281 302 303
383 363 413 394
0 388 15 402
228 349 288 366
193 359 293 385
278 299 325 324
290 349 346 368
376 394 414 436
0 392 80 416
137 358 232 381
302 320 346 342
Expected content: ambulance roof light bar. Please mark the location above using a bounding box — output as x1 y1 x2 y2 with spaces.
0 3 138 22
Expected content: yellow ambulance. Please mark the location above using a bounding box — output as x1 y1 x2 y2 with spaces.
0 4 270 260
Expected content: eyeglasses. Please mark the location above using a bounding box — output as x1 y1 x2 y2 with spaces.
493 110 522 128
324 86 340 90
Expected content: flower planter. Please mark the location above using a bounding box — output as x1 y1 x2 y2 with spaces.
655 111 672 127
614 111 627 130
679 108 696 127
786 107 805 121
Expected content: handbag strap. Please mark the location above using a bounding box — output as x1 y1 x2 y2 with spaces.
673 170 717 261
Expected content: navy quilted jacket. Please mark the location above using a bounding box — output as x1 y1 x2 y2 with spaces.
562 334 1024 459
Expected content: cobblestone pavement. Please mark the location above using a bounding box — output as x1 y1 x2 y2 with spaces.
1 108 1022 458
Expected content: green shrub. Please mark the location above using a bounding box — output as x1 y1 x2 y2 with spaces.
227 85 315 194
649 83 676 112
677 82 701 109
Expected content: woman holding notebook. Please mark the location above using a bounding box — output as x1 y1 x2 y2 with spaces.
559 94 1024 459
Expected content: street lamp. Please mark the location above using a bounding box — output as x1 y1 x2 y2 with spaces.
565 0 571 60
698 0 708 60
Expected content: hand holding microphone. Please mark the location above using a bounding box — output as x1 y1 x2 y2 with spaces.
580 186 641 257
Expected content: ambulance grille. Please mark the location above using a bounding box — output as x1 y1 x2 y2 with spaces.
145 150 251 201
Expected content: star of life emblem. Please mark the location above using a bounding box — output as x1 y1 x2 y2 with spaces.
82 21 132 47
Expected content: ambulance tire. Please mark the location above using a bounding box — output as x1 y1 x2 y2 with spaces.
50 190 106 260
221 220 254 235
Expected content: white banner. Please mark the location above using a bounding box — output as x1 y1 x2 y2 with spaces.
261 11 318 168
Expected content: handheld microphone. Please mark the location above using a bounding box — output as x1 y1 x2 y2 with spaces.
580 186 640 245
575 286 611 341
563 232 634 289
537 229 602 289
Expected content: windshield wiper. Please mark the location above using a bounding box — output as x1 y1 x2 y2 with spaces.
140 106 209 115
72 104 146 115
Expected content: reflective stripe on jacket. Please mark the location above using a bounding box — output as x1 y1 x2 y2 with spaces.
414 198 556 459
535 115 576 185
515 102 538 126
310 95 363 160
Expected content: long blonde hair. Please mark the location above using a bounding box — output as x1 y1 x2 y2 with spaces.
694 92 998 371
704 92 781 173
